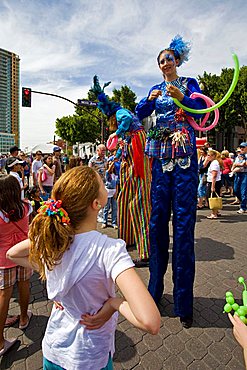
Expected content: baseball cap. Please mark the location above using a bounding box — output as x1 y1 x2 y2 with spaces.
10 145 21 154
7 157 24 168
53 145 61 152
239 142 247 148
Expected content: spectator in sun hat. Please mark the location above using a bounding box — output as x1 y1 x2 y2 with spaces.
8 157 28 199
53 146 62 181
6 146 21 174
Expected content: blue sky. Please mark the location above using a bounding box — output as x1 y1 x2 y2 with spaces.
0 0 246 150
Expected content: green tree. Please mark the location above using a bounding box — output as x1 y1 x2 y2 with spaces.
55 111 101 145
112 85 137 112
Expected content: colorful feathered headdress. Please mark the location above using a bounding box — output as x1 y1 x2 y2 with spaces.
167 35 191 67
90 76 121 117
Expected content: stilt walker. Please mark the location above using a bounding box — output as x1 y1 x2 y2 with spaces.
91 77 151 264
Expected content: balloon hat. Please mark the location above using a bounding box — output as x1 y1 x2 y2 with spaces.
90 76 121 118
223 277 247 324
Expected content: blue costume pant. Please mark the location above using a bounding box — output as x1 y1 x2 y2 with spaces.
148 155 198 318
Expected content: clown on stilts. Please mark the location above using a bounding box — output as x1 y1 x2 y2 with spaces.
91 77 151 266
135 35 207 328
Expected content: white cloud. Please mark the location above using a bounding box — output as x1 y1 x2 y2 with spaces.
0 0 246 148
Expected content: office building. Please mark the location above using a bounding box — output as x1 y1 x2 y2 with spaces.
0 48 20 154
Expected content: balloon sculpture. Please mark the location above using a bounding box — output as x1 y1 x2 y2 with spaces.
223 277 247 324
185 92 219 132
173 53 240 132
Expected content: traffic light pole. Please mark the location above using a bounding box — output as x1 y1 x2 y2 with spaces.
31 90 105 143
31 90 81 110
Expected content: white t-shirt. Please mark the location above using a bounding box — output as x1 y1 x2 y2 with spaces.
42 230 134 370
9 171 24 199
31 159 43 181
207 159 221 182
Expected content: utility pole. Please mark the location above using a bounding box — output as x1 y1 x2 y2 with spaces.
101 118 104 144
23 88 105 143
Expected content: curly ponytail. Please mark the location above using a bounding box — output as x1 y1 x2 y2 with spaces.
29 166 100 279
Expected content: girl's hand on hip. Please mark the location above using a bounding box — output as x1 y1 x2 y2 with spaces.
80 298 119 330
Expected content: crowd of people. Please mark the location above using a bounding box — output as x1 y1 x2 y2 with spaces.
0 150 160 369
196 142 247 218
0 34 247 369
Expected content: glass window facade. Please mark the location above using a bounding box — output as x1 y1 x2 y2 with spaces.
0 48 20 154
0 133 15 154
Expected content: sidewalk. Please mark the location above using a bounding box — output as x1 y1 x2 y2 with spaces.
1 197 247 369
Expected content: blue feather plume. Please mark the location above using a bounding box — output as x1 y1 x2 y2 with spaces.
168 35 191 67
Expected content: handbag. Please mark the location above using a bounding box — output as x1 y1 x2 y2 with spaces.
209 192 222 210
41 168 47 182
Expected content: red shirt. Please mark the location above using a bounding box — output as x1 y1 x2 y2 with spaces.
0 202 32 268
222 158 233 175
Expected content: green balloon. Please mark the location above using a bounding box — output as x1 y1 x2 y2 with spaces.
237 308 246 317
224 303 232 313
226 291 234 297
173 53 240 114
226 296 235 305
239 306 247 315
243 291 247 307
232 303 239 311
239 316 247 325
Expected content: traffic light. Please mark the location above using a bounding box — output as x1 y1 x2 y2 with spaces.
22 87 32 107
